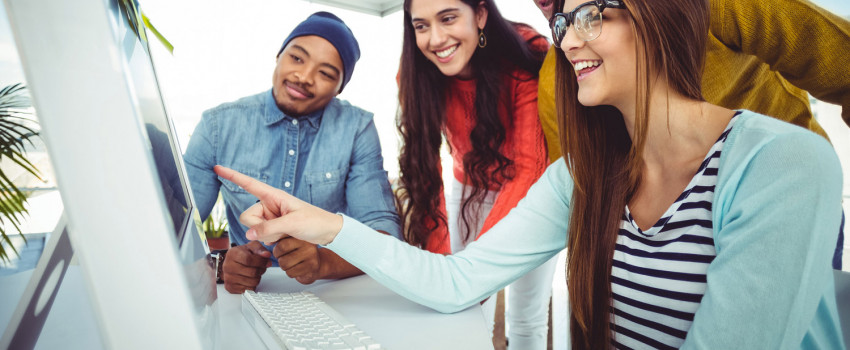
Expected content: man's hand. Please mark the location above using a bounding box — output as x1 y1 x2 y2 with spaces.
274 237 322 285
222 241 272 294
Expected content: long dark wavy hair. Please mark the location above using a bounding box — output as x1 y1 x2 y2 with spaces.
396 0 547 249
552 0 709 347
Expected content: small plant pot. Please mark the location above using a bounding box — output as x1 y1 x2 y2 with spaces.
207 236 230 251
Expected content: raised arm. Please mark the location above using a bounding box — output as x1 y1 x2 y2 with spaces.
710 0 850 127
326 160 569 313
217 160 573 313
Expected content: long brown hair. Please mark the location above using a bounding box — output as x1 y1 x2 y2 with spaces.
553 0 709 347
396 0 546 249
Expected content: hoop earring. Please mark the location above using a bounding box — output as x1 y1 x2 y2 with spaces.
478 28 487 48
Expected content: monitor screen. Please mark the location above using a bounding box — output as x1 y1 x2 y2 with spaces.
108 0 192 242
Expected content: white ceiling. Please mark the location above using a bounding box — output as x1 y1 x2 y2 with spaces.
306 0 403 17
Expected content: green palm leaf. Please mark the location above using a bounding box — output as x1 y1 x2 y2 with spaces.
0 82 41 263
142 13 173 54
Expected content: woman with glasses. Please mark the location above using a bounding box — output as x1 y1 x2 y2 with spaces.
216 0 845 347
534 0 850 271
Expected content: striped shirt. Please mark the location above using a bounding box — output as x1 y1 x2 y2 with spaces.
611 113 739 349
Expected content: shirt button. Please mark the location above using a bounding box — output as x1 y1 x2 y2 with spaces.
291 119 298 125
325 172 332 179
288 149 295 156
284 181 291 188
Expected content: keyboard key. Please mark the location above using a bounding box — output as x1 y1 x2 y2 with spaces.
361 338 381 350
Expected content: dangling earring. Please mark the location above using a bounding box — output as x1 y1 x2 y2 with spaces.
478 28 487 48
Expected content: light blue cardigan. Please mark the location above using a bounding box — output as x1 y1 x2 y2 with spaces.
326 110 845 349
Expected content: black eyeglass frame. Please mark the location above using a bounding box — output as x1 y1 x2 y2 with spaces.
549 0 626 46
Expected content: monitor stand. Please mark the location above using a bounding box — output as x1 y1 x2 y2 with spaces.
0 214 72 349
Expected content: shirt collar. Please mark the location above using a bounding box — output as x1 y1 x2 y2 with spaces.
263 89 323 130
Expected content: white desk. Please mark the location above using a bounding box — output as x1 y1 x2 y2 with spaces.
1 267 493 349
218 269 493 349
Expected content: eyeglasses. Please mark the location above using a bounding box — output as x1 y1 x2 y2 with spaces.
549 0 626 46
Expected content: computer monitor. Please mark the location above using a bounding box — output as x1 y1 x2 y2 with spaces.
105 0 206 263
2 0 217 347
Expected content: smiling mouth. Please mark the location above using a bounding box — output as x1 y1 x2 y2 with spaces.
435 44 458 59
284 81 313 99
573 60 602 80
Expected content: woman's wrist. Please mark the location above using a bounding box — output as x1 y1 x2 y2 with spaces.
321 213 344 245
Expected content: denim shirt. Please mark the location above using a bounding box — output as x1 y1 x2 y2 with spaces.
184 90 401 257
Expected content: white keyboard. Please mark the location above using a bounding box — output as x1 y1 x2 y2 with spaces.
242 291 383 350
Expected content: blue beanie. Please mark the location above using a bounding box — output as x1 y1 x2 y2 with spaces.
278 12 360 92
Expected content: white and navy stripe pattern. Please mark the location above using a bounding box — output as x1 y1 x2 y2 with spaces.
611 113 739 349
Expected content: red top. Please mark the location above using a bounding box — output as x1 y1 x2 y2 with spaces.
425 25 550 254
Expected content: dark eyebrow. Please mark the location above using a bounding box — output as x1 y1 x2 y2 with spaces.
411 8 460 22
320 62 341 77
292 44 341 77
292 44 310 58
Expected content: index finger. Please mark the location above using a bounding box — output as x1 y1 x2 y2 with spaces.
214 165 276 202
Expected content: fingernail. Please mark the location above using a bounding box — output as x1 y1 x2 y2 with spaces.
246 229 257 240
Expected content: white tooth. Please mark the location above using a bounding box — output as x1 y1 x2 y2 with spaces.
436 45 456 58
575 60 601 71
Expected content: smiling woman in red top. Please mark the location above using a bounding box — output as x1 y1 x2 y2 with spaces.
395 0 552 348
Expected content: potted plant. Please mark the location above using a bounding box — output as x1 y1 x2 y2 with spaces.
0 83 42 262
203 194 229 250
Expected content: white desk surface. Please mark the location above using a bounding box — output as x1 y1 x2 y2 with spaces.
218 269 493 349
1 266 493 349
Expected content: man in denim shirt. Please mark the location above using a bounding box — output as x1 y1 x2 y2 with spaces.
184 12 401 294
